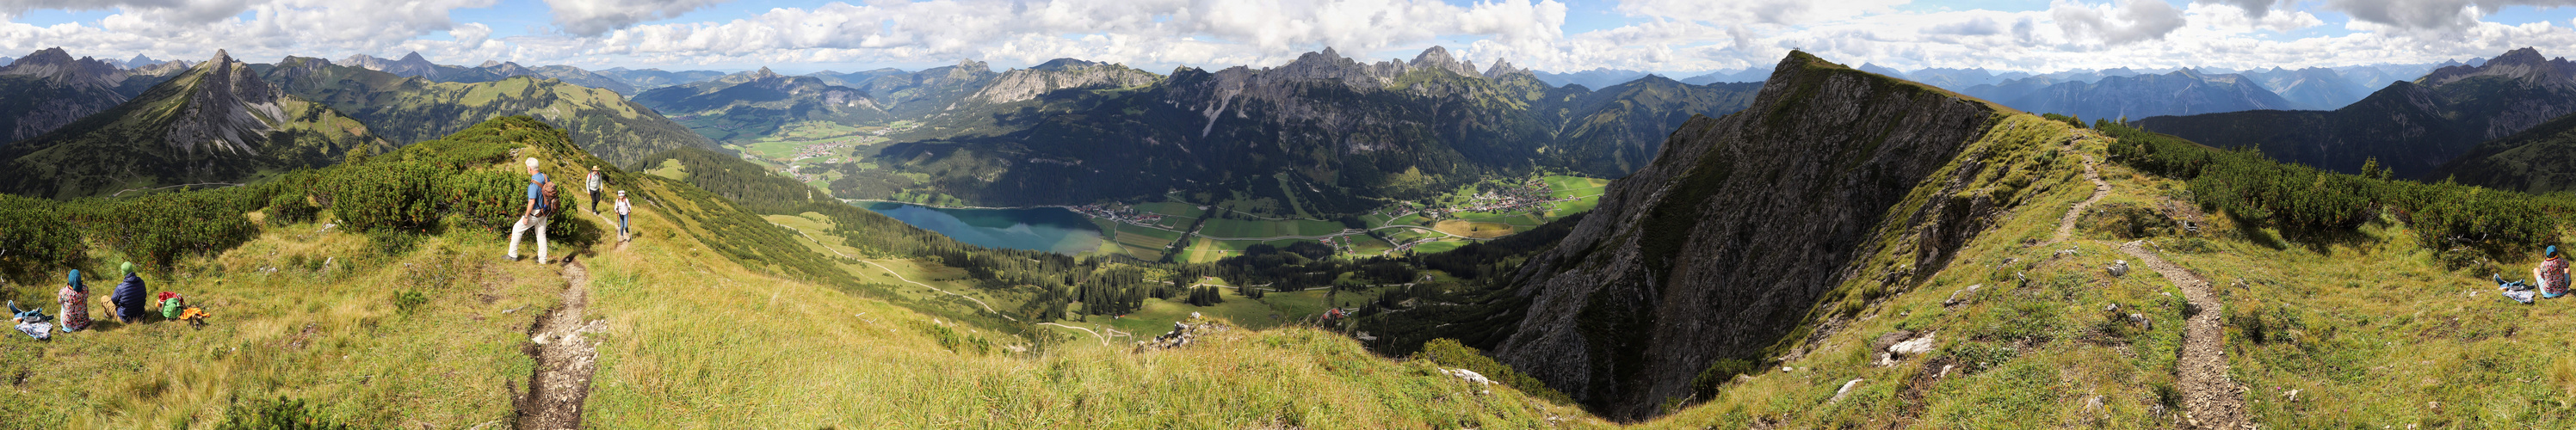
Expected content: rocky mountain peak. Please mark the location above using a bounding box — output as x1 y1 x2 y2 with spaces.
1408 46 1480 77
752 67 781 79
1483 58 1532 79
1 47 129 89
162 47 290 157
2423 46 2575 89
479 59 503 68
1032 58 1102 71
399 52 429 63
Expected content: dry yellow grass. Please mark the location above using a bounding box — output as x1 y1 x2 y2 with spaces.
1432 220 1516 239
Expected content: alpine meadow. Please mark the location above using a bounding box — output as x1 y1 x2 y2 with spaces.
8 1 2576 428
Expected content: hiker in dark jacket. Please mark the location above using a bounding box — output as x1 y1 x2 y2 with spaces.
111 261 146 323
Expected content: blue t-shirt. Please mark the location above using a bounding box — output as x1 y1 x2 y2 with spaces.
528 173 548 200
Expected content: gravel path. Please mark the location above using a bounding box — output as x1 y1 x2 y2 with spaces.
2121 241 2254 429
519 259 602 430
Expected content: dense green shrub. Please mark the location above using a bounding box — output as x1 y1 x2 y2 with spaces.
324 162 448 233
81 188 261 268
445 169 527 233
215 396 361 430
0 194 83 283
266 192 319 224
2103 121 2574 255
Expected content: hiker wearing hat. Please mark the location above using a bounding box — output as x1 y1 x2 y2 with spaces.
2537 246 2570 298
585 165 605 215
110 261 147 323
614 189 633 243
55 269 89 332
510 157 553 263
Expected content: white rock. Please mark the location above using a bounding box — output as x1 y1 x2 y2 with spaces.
1443 368 1495 386
1829 378 1866 402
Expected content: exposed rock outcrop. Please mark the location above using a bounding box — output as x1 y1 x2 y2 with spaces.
1489 52 2015 420
0 47 133 142
961 58 1161 106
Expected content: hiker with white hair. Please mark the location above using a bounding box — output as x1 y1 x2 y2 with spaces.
509 157 555 263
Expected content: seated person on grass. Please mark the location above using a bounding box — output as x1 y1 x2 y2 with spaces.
2538 246 2570 298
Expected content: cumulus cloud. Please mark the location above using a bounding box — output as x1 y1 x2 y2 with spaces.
1614 0 1910 26
2053 0 2188 46
541 0 732 36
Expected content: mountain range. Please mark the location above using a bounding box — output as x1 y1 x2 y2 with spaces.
0 48 130 143
1961 69 2299 120
633 67 889 143
0 50 387 198
821 46 1764 215
263 56 714 165
2137 47 2576 178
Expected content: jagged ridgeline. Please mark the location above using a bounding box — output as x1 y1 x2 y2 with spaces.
0 50 390 200
263 56 715 167
830 47 1762 215
1459 51 2080 419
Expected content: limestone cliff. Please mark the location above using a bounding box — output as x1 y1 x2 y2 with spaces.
1490 52 2015 419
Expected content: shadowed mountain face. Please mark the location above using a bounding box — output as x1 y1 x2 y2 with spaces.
823 46 1764 214
2431 112 2576 192
263 56 714 166
1487 52 2023 420
0 48 132 143
633 67 889 143
2138 47 2576 178
0 51 388 198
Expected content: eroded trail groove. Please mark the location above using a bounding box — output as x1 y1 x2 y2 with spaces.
2122 243 2252 428
2051 151 2110 244
519 260 602 429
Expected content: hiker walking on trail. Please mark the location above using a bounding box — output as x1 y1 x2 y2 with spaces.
585 165 604 214
510 157 554 263
56 269 89 332
2537 246 2570 298
110 262 145 323
614 190 633 243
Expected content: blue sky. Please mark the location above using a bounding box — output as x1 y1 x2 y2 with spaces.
1 0 2572 75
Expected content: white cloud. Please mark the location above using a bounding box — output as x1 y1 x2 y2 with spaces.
541 0 732 36
2318 0 2576 32
1613 0 1910 27
2052 0 2189 46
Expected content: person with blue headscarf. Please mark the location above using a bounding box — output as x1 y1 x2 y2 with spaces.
56 269 89 332
2538 246 2571 299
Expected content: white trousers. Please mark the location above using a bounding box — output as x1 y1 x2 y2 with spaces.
510 215 550 260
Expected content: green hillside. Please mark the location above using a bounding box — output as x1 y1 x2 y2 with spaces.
263 56 714 167
2428 112 2576 192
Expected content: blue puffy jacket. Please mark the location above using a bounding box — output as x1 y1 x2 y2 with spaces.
111 273 145 322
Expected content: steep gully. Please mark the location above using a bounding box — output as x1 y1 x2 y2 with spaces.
2053 138 2252 428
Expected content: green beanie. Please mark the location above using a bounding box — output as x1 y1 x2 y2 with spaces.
120 261 133 276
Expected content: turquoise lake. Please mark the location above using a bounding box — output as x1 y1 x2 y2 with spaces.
861 202 1103 255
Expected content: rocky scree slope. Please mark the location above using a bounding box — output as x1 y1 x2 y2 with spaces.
1488 51 2032 420
2137 47 2576 178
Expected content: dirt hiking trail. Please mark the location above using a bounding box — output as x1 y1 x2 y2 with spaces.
2054 136 2252 428
2122 241 2254 429
519 258 602 429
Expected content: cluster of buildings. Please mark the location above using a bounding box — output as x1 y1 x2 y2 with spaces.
1449 177 1557 213
1072 204 1170 228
